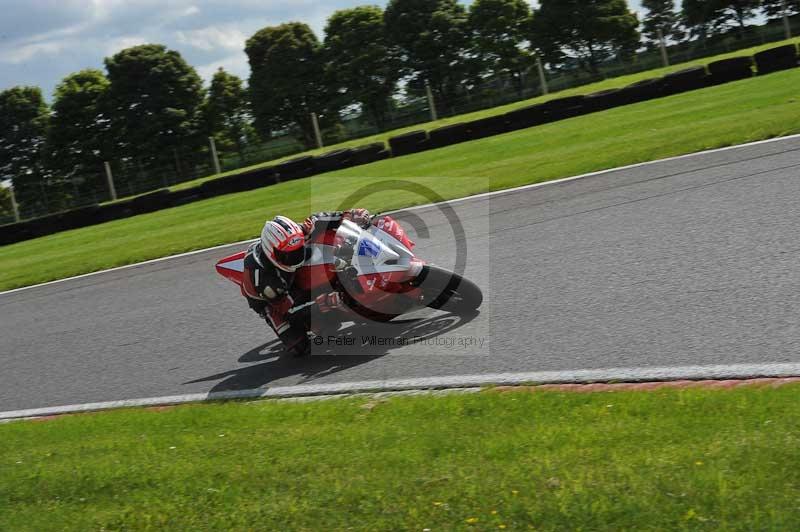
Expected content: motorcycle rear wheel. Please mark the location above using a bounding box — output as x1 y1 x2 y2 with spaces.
414 265 483 314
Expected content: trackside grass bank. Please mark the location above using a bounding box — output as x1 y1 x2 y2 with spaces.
2 68 800 291
1 386 799 530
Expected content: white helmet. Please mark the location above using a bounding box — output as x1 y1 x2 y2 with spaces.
260 216 306 272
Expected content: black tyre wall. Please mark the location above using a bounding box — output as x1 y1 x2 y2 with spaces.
428 123 471 148
351 143 390 165
542 95 586 121
466 115 508 140
388 130 430 156
661 66 709 95
583 89 625 113
313 149 355 174
274 156 316 181
505 104 548 131
755 44 799 75
707 56 754 85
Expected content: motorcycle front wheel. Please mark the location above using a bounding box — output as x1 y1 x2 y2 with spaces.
413 265 483 315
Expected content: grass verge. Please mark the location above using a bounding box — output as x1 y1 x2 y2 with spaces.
2 68 800 291
1 386 799 530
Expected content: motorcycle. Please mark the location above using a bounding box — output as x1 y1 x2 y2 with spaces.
215 215 483 352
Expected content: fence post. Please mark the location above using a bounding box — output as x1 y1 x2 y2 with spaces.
9 186 20 223
657 28 670 67
536 55 549 95
424 80 438 122
310 113 324 149
104 161 117 201
209 136 221 175
783 0 793 39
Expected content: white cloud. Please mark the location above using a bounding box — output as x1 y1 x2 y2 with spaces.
176 25 247 52
0 41 67 64
197 52 250 83
104 36 150 56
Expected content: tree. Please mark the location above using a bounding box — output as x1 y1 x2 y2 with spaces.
682 0 724 42
683 0 759 40
530 0 640 75
202 68 255 159
384 0 471 105
323 6 401 129
0 86 50 214
46 69 111 198
720 0 761 32
104 44 205 171
468 0 533 94
641 0 684 44
761 0 800 20
246 22 331 147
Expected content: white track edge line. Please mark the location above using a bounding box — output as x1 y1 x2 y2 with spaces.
4 132 800 297
2 362 799 420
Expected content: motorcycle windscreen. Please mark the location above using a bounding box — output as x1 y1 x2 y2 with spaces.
334 220 401 275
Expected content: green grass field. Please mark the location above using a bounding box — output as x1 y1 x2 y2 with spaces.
2 68 800 291
171 37 800 191
1 386 799 530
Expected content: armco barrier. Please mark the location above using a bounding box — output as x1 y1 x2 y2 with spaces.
661 66 709 95
388 130 430 156
313 149 355 174
754 44 799 75
428 123 471 148
274 156 315 181
466 114 509 140
707 56 754 85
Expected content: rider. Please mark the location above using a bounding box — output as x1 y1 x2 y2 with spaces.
241 208 374 355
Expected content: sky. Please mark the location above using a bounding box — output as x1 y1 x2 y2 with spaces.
0 0 644 99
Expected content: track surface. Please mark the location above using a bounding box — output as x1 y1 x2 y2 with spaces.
3 137 800 412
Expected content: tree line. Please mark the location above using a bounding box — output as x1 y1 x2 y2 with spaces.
1 0 797 218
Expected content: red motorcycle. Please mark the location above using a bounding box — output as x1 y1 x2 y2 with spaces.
215 215 482 349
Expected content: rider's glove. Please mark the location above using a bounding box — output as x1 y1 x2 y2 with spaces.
345 208 372 229
315 292 344 313
302 215 317 236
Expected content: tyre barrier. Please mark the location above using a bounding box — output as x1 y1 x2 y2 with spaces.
427 123 471 148
313 148 355 174
168 187 204 206
583 89 625 113
754 44 799 75
274 156 316 181
661 66 709 95
617 78 666 105
541 95 587 121
505 103 548 131
707 56 754 85
466 114 509 140
351 142 390 165
388 130 430 156
128 189 174 214
199 173 260 198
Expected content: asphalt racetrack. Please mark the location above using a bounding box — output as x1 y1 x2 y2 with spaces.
3 136 800 413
